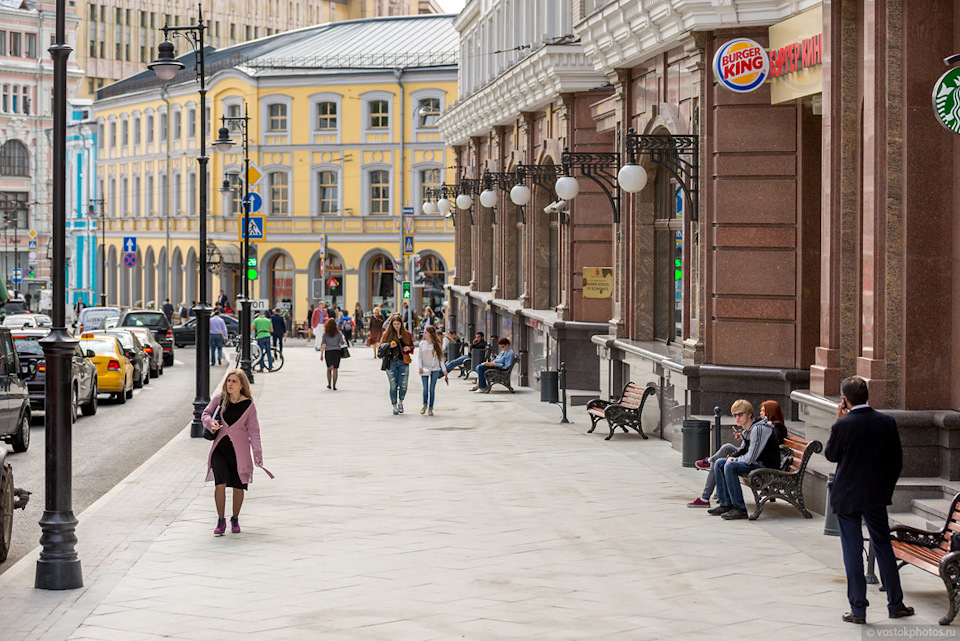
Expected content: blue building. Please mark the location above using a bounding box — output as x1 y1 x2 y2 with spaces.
66 98 100 310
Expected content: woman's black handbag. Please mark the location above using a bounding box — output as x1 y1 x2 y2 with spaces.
203 406 221 441
341 345 351 359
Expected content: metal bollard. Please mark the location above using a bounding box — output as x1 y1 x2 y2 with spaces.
713 406 722 454
823 472 839 536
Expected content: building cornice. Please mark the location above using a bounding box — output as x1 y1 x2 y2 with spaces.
575 0 823 76
437 44 607 147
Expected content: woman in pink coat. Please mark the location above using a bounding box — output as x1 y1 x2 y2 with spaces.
202 369 263 536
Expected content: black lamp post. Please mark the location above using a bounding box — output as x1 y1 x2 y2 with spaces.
36 0 82 590
88 198 105 305
149 4 211 437
214 106 254 383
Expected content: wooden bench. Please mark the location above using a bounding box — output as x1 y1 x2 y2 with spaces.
891 492 960 625
742 435 822 520
586 383 656 440
483 360 515 393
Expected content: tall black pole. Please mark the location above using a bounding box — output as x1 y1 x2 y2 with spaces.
190 7 211 437
36 0 82 590
239 106 253 383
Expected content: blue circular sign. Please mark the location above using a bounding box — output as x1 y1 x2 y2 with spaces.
242 192 262 213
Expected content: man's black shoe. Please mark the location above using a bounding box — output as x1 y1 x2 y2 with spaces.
721 507 749 520
842 612 866 624
889 606 915 619
707 505 732 516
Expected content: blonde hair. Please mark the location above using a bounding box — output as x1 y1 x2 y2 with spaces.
220 369 253 412
730 399 753 418
424 325 443 362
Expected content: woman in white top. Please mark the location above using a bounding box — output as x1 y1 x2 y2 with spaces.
417 325 448 415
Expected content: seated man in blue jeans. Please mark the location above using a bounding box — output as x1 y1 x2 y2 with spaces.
707 399 781 520
473 337 515 394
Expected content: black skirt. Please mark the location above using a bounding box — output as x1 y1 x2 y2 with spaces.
211 435 248 490
325 348 342 369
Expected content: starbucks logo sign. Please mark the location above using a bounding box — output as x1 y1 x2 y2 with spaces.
933 67 960 134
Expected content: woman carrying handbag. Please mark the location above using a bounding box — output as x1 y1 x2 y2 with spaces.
377 314 414 415
202 369 270 536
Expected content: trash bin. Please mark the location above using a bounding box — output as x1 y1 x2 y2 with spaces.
470 347 485 371
681 419 711 467
541 370 559 403
446 343 460 363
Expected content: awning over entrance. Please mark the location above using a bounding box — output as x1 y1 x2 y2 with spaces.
210 242 242 266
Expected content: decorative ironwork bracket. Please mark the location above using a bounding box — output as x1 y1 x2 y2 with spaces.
457 176 483 225
425 184 459 227
625 129 700 221
561 149 621 223
515 162 563 223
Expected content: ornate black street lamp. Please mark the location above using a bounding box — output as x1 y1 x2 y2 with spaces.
88 198 105 305
149 4 211 437
36 0 82 590
214 106 254 383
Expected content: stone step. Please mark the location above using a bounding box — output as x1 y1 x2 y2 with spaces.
567 389 600 407
889 510 935 531
911 497 955 525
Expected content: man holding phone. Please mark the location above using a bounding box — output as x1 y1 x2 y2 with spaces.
825 375 913 624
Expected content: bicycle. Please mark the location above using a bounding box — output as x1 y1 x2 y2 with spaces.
229 337 283 373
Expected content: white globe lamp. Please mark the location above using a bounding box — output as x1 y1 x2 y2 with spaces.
437 197 452 215
456 193 473 210
618 163 648 193
510 184 531 206
479 189 498 208
555 175 580 201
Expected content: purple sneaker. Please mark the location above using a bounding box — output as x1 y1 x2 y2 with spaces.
214 518 226 536
230 516 241 534
695 458 712 471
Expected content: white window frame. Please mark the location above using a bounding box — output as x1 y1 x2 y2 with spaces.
413 162 443 215
266 168 291 215
410 89 445 132
309 92 342 135
361 91 394 136
362 164 392 216
259 94 293 136
310 165 341 216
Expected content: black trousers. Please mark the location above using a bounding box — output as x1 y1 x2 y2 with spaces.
836 506 905 616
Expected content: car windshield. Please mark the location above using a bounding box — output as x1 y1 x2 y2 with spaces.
12 335 44 356
121 312 166 327
104 333 133 349
82 339 119 355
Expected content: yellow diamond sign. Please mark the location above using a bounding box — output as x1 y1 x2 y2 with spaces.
246 163 262 187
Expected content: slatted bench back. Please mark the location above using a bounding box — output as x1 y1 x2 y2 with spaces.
782 437 810 474
619 384 646 410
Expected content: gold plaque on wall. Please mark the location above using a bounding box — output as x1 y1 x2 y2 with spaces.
582 268 613 299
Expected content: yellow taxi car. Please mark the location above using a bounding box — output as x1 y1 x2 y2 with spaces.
79 332 134 403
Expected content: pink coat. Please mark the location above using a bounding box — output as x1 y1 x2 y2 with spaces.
203 393 263 484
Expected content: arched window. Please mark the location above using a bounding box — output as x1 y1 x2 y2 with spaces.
269 254 294 308
0 140 29 176
369 254 394 311
317 254 344 307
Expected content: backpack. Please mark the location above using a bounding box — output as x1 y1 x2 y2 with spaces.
341 317 353 330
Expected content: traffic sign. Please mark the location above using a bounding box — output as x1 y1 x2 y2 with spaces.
12 268 21 283
242 192 262 213
403 235 415 255
319 234 326 258
249 299 269 311
27 240 36 250
239 215 265 242
402 206 414 216
28 258 37 265
122 252 137 268
246 163 262 186
27 251 36 259
123 236 137 252
28 230 36 239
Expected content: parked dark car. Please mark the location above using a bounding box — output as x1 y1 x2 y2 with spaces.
125 326 163 378
0 327 34 452
173 314 240 348
117 309 174 366
97 329 148 388
0 447 30 562
12 328 98 422
0 299 28 319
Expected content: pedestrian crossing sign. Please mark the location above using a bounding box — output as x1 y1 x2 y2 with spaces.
240 215 265 242
403 235 415 255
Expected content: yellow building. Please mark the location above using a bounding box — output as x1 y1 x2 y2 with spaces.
92 14 457 324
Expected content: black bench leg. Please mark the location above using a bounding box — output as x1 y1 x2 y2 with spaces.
605 422 616 440
940 556 960 625
587 416 601 433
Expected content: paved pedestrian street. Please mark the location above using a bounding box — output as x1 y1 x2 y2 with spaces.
0 345 951 640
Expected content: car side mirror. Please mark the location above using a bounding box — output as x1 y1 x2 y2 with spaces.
85 349 95 359
125 350 136 359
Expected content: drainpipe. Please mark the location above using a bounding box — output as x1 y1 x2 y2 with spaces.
161 85 171 300
35 9 43 293
394 67 405 327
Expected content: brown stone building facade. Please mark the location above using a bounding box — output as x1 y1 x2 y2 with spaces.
441 0 960 483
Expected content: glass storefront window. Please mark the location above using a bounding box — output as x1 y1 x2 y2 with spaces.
319 253 344 308
369 254 394 313
270 254 294 308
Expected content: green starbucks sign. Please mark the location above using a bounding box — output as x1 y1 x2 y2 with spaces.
934 67 960 134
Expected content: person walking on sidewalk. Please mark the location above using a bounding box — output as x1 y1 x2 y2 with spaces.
319 317 345 390
209 309 229 366
202 369 263 536
367 306 384 357
338 313 354 346
378 314 413 415
418 325 448 415
252 311 273 372
270 308 286 353
825 375 914 625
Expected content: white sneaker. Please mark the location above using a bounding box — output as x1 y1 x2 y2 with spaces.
420 405 427 415
427 409 434 416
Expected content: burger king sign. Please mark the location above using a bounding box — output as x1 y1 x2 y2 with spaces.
713 38 770 93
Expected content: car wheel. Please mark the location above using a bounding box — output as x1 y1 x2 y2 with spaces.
164 354 173 366
11 412 29 453
151 365 160 378
115 391 126 404
0 463 13 562
71 385 78 424
133 368 143 389
143 368 150 385
80 382 98 416
125 385 133 399
175 343 184 349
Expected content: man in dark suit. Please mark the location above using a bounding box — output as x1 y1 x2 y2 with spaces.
825 375 914 624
